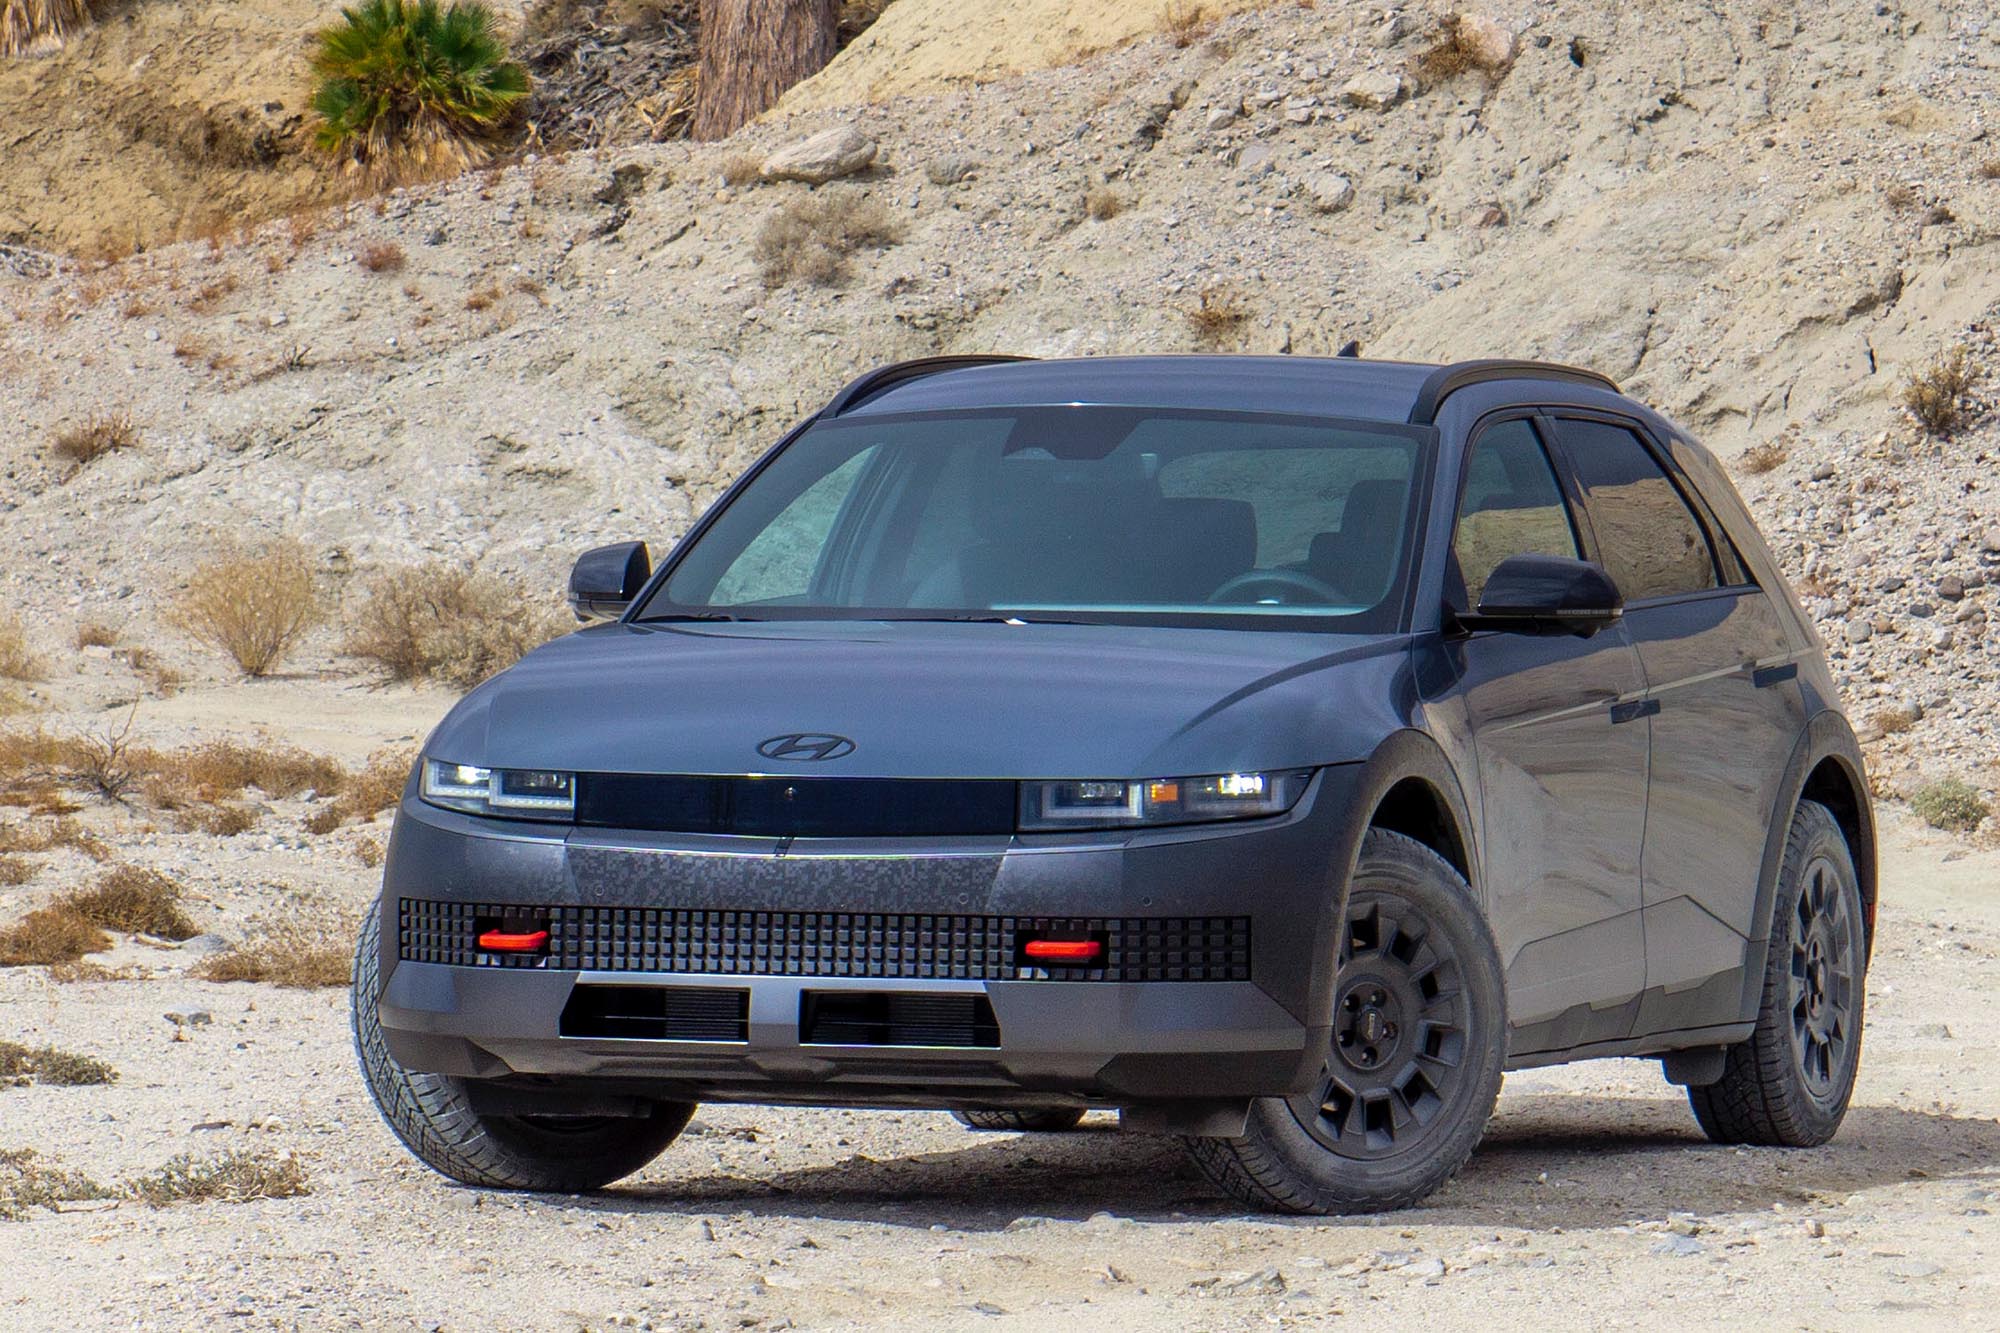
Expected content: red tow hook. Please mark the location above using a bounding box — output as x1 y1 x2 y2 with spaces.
1022 938 1103 964
477 928 550 953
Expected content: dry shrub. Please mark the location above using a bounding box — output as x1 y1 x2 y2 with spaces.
74 623 116 650
1161 0 1208 47
1903 346 1975 437
356 241 406 273
172 336 207 362
754 192 902 288
342 564 567 689
0 856 31 887
47 960 147 982
1870 704 1918 738
125 1150 309 1207
186 274 239 314
0 614 42 683
173 804 258 836
0 905 108 966
354 836 385 868
154 740 345 803
306 747 413 832
1412 14 1513 83
1085 187 1125 221
0 1041 117 1087
1738 440 1789 475
1884 182 1918 210
63 866 198 939
1185 285 1249 347
168 540 326 677
1982 158 2000 181
0 0 95 58
465 280 501 310
0 1149 112 1221
720 153 761 187
0 816 111 861
51 413 138 469
196 907 353 988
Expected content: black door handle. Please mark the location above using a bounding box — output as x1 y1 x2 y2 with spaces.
1751 663 1798 689
1610 698 1660 724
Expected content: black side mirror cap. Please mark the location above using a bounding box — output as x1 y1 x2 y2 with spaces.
568 542 651 623
1454 553 1623 638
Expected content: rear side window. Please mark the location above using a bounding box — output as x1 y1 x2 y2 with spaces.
1554 419 1718 602
1451 419 1579 608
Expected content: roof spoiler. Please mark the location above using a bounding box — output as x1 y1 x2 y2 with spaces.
1407 359 1619 425
825 355 1036 416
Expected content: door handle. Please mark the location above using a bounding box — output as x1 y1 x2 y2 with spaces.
1609 698 1660 725
1751 662 1798 689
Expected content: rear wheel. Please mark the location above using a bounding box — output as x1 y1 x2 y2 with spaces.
951 1108 1087 1133
351 901 694 1191
1687 799 1866 1146
1184 828 1505 1214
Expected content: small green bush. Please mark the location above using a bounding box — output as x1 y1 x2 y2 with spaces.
310 0 530 183
1911 777 1989 833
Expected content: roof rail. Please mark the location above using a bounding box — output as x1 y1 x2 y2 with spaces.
825 355 1036 416
1407 359 1620 425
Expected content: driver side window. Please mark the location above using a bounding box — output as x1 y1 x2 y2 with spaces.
1452 419 1580 608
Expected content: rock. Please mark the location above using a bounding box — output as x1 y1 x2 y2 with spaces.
1236 143 1274 174
1908 602 1933 619
1374 12 1410 45
1205 105 1239 130
1301 172 1356 212
1652 1235 1705 1257
1220 1266 1287 1295
1457 15 1517 68
969 1302 1007 1316
1397 1256 1446 1279
1938 575 1966 601
924 157 980 186
1982 526 2000 554
178 934 230 956
1341 71 1406 110
165 1009 214 1028
1918 1022 1954 1039
1004 1215 1052 1231
761 126 878 185
1810 462 1837 481
1845 620 1873 644
1878 575 1906 593
1887 1259 1942 1279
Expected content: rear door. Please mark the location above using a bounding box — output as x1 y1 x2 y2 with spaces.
1431 415 1651 1052
1545 415 1807 1035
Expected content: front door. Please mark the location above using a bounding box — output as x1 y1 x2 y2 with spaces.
1548 416 1808 1034
1429 417 1652 1053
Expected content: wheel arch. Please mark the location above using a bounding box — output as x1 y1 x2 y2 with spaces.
1749 710 1878 968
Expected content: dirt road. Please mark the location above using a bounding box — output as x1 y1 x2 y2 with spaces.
0 688 1995 1330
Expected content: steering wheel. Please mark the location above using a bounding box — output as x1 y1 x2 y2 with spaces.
1206 568 1347 605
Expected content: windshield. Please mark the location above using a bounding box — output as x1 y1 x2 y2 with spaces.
640 407 1429 631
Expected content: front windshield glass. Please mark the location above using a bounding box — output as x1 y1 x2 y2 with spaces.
641 407 1429 631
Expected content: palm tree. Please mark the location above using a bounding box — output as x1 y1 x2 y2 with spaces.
1 0 93 58
310 0 530 183
693 0 839 141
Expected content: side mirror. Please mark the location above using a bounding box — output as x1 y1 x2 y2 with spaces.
568 542 651 623
1455 554 1623 638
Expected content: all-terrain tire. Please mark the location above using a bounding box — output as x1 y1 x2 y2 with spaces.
351 901 694 1191
1687 799 1866 1147
1184 828 1505 1214
951 1108 1088 1133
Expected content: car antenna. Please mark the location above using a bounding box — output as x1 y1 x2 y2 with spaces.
1336 340 1363 358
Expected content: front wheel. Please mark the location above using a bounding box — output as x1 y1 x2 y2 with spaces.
1687 799 1866 1146
951 1108 1087 1133
1184 828 1506 1214
351 901 695 1191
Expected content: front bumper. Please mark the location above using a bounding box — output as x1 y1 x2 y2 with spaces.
374 766 1369 1110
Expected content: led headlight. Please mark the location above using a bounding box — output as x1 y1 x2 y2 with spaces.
1018 770 1311 831
420 760 576 820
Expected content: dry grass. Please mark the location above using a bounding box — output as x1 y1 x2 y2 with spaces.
63 866 198 939
1738 440 1789 475
464 280 502 311
1185 285 1249 347
0 905 109 966
1884 181 1919 210
125 1150 309 1208
196 908 353 989
167 540 326 677
74 623 116 650
1412 14 1514 84
186 274 240 314
1085 187 1125 221
51 412 137 470
155 740 344 803
354 836 385 868
0 816 110 861
356 240 406 273
0 1041 117 1087
1870 704 1919 738
341 564 567 690
0 856 31 887
304 747 412 833
0 1149 112 1221
720 153 762 187
0 613 42 683
172 335 207 362
1160 0 1209 48
1903 346 1976 437
754 193 902 288
172 804 258 836
1981 158 2000 181
0 0 95 58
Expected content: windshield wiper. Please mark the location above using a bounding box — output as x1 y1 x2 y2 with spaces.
888 614 1094 626
639 612 752 623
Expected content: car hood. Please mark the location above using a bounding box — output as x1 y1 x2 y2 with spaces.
426 619 1415 779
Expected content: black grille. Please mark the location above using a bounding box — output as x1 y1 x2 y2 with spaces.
559 985 749 1041
801 992 1000 1047
575 774 1017 837
398 899 1250 982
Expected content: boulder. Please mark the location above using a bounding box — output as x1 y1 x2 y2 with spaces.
761 126 878 185
1341 71 1406 110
